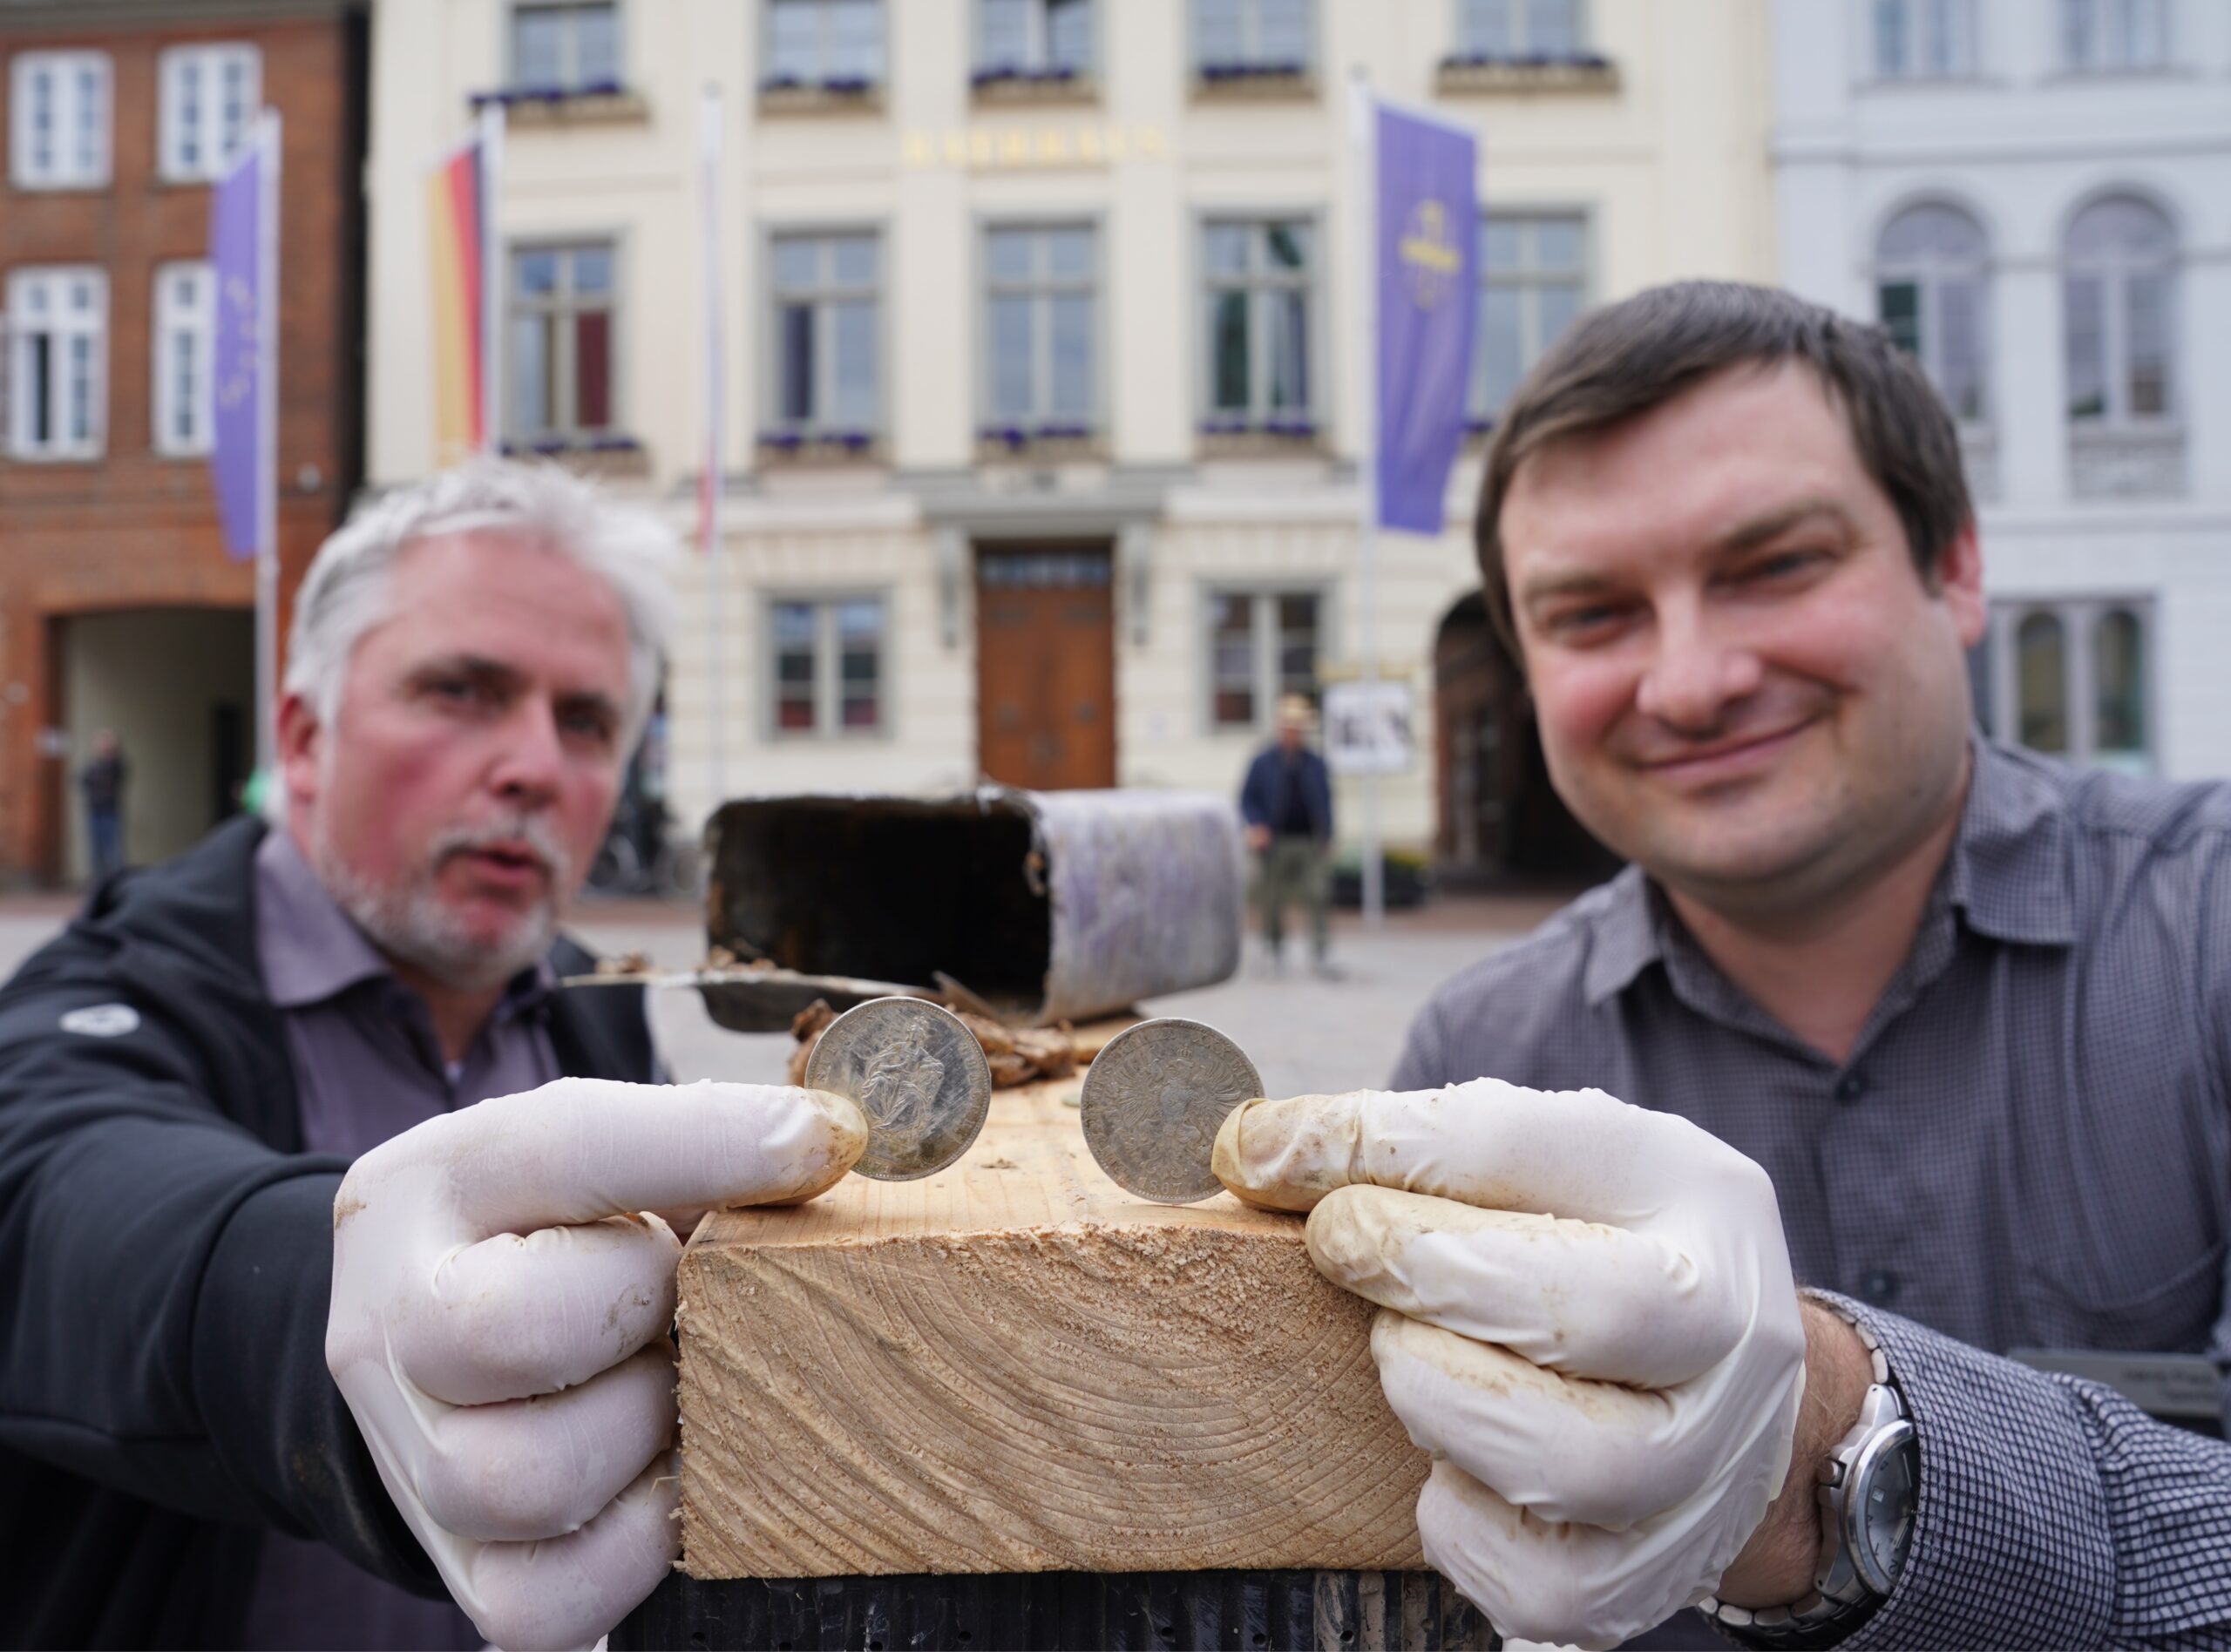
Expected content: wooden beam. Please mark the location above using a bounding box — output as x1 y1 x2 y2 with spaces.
677 1064 1427 1580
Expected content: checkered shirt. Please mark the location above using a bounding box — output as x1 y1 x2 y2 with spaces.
1393 739 2231 1648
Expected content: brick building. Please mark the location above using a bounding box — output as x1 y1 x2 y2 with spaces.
0 0 367 885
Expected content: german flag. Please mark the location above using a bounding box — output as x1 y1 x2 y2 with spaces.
426 128 490 458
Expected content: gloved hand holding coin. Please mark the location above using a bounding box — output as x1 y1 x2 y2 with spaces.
325 1076 866 1650
1211 1079 1809 1650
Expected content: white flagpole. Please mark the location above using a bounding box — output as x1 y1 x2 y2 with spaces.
477 101 504 456
1349 70 1385 928
699 82 728 815
254 111 281 779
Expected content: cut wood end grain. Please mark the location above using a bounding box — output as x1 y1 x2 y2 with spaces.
677 1078 1427 1579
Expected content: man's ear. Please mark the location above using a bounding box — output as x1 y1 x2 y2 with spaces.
275 692 323 814
1936 522 1986 649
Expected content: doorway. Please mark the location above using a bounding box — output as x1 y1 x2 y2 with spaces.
1433 592 1616 883
975 546 1116 790
58 606 255 882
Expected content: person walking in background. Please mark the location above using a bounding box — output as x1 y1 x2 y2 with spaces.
78 728 127 883
1239 693 1335 976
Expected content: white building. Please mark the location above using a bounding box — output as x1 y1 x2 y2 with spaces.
365 0 1775 873
1773 0 2231 780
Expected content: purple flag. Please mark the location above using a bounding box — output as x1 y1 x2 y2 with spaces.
1374 105 1477 534
209 125 265 560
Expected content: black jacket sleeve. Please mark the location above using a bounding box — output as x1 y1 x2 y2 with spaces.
0 941 441 1595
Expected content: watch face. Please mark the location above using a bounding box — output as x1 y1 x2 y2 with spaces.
1848 1423 1919 1598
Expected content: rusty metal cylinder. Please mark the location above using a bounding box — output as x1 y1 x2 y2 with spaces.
703 789 1244 1029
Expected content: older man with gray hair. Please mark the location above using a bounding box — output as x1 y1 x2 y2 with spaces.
0 461 869 1650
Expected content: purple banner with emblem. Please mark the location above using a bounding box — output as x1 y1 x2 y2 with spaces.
1374 104 1476 534
209 125 265 560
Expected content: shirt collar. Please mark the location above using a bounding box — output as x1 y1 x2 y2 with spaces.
253 828 559 1014
1579 735 2075 1009
1581 863 1661 1007
255 829 397 1009
1942 736 2078 946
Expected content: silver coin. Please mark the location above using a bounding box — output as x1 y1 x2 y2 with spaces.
1080 1018 1265 1203
804 997 993 1181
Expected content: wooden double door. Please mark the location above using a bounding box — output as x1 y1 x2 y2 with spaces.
975 546 1116 791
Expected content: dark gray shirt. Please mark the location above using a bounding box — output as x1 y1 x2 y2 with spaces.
242 829 559 1651
1394 737 2231 1646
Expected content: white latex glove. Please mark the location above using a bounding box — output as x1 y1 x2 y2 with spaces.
327 1076 866 1650
1213 1079 1807 1650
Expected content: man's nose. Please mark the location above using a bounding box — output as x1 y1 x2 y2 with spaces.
486 699 566 802
1633 606 1763 732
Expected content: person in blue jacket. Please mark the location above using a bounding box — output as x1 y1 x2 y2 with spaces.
1238 693 1335 976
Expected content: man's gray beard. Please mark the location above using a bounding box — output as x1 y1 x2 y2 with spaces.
312 814 573 992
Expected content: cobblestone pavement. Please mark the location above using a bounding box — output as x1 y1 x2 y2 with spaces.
0 890 1563 1100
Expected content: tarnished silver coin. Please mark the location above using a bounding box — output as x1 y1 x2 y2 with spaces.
804 997 993 1181
1080 1018 1265 1203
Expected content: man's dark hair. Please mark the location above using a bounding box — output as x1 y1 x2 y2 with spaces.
1475 280 1974 650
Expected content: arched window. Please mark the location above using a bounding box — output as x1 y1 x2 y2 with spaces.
1876 204 1988 423
2063 196 2175 423
2092 607 2146 769
2016 611 2067 755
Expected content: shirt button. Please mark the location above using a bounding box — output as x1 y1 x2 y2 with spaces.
1834 1071 1866 1104
1861 1269 1901 1303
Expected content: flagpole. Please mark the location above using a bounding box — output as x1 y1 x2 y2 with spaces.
699 82 727 816
1349 69 1385 929
254 111 281 779
477 101 504 456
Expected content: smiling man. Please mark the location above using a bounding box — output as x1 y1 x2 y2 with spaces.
0 462 869 1650
1312 282 2231 1647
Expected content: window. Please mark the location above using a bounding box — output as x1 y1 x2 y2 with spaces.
1871 0 1976 78
510 2 620 91
765 0 885 87
979 0 1093 76
1876 204 1988 423
1210 589 1320 729
5 268 106 459
984 226 1095 436
9 51 110 188
152 262 214 457
1981 599 2151 772
1195 0 1312 71
770 233 879 438
2063 196 2174 424
770 596 885 735
1202 220 1314 431
1473 212 1586 424
507 243 616 443
1458 0 1583 58
159 44 260 180
2061 0 2167 70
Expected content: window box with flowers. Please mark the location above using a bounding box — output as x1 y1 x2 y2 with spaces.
1196 415 1322 457
1435 51 1617 94
975 420 1102 462
757 428 884 465
971 62 1095 104
757 72 883 112
1194 58 1313 98
471 80 648 125
498 432 649 477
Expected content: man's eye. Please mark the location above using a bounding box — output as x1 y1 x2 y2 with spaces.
1743 549 1823 582
1546 604 1627 640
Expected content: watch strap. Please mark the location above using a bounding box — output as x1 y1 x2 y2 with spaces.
1699 1307 1907 1648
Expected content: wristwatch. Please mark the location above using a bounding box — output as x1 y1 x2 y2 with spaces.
1701 1318 1918 1648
